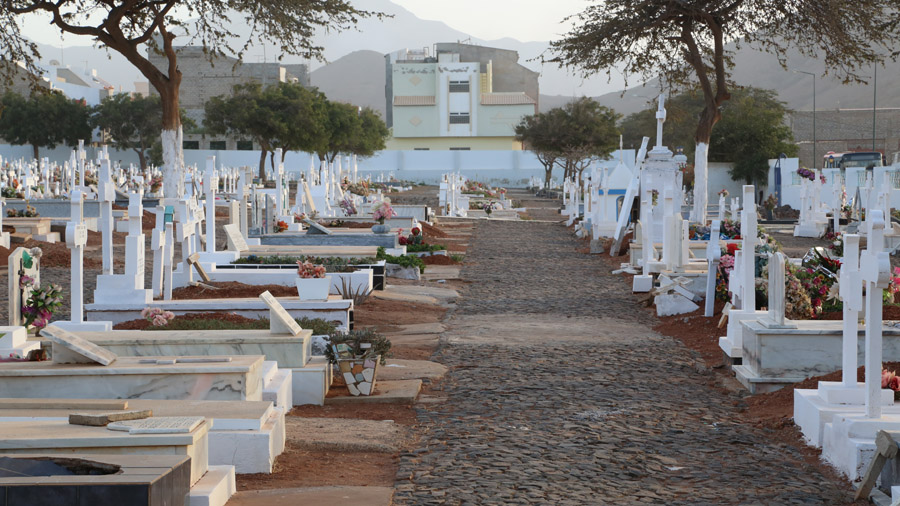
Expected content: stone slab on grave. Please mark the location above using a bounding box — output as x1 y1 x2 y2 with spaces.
260 291 303 336
0 418 209 485
0 453 192 506
733 320 900 394
238 244 379 259
303 218 333 235
0 354 264 402
0 398 286 474
41 324 118 365
794 386 895 448
79 329 312 370
256 232 398 249
85 297 353 330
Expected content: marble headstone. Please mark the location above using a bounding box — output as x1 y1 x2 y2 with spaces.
107 416 204 434
223 224 249 252
259 291 302 336
40 325 118 365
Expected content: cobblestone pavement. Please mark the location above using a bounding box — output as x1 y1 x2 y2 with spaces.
394 197 853 505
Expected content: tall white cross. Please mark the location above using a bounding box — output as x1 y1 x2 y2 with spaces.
860 211 891 418
65 190 89 324
839 234 862 388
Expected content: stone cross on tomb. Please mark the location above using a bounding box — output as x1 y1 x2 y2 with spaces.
704 220 722 317
839 234 862 388
150 205 167 298
860 211 891 418
718 194 726 221
759 252 795 329
66 190 89 324
740 185 758 312
204 157 218 255
98 159 115 275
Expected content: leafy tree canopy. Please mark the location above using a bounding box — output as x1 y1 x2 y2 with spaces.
319 103 389 163
0 90 92 159
516 97 620 188
204 82 329 180
621 87 797 187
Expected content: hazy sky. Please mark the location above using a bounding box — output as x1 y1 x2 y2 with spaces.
22 1 591 46
389 0 589 42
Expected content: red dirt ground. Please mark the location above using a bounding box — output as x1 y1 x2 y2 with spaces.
170 282 296 300
113 312 259 330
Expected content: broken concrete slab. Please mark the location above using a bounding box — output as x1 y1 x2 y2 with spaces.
69 409 152 426
379 359 447 382
325 379 421 405
372 290 438 306
228 486 393 506
285 417 404 453
389 323 446 335
383 285 459 304
421 266 460 281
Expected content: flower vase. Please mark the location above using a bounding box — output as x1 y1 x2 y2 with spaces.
337 355 381 396
296 276 331 301
371 223 390 234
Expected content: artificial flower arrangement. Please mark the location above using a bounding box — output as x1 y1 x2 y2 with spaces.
483 201 496 216
763 194 778 212
141 307 176 327
373 200 396 225
883 369 900 392
7 205 39 218
339 196 357 217
718 188 729 198
149 175 163 193
21 281 63 332
796 167 815 181
274 220 289 233
297 260 327 279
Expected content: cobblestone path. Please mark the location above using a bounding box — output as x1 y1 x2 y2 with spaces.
394 203 853 504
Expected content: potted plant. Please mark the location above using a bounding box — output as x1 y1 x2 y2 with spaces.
295 260 331 301
371 200 396 233
21 281 63 334
324 329 392 396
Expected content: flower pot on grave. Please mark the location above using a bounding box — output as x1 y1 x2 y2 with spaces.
765 209 774 221
370 224 390 234
336 356 380 396
295 276 331 301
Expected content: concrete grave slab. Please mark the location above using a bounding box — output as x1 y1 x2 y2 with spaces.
41 324 118 365
108 416 205 434
325 379 421 405
379 359 448 382
228 486 394 506
259 291 303 336
285 417 404 453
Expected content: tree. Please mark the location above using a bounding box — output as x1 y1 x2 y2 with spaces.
318 101 362 164
2 0 378 198
204 82 328 180
516 98 620 189
318 104 389 163
550 0 900 222
0 90 91 159
713 88 797 188
515 110 564 190
92 94 166 171
554 98 621 184
620 87 797 191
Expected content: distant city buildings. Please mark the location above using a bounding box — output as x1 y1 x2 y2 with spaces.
148 46 309 151
385 42 539 151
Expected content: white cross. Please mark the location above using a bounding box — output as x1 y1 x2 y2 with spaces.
66 190 89 324
860 211 891 418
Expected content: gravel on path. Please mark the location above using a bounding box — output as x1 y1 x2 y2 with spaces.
394 194 856 505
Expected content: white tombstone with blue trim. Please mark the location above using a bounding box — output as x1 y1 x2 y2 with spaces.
593 156 632 239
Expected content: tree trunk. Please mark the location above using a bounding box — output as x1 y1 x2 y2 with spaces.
32 144 39 161
158 68 183 200
544 163 553 189
135 149 147 172
691 102 720 224
258 149 268 181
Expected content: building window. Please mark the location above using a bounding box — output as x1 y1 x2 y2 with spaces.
414 148 430 151
449 80 470 93
183 140 200 150
236 140 254 151
449 113 470 125
449 147 471 151
209 140 227 150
